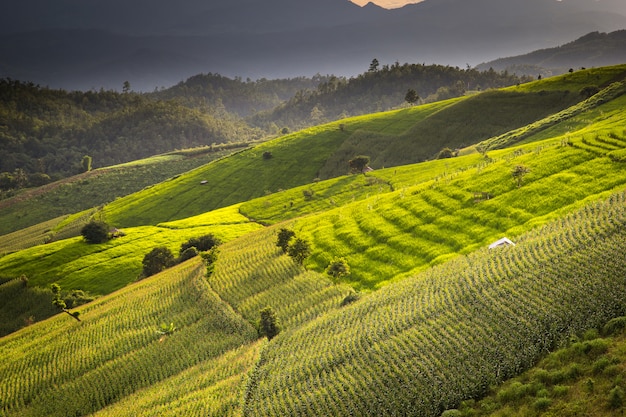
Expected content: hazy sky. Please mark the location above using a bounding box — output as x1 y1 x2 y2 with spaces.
351 0 423 8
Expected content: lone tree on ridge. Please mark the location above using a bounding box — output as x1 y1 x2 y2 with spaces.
405 88 419 105
512 164 530 188
81 220 110 244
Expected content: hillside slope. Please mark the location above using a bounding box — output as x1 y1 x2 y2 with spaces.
102 66 626 228
0 258 258 417
242 191 626 416
477 30 626 77
1 65 626 417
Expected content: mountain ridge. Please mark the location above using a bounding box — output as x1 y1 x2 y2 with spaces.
1 0 624 91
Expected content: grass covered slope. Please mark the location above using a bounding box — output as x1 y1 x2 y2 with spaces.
289 110 626 289
0 278 58 337
0 147 241 237
99 66 613 229
208 224 354 331
0 204 262 294
1 64 626 417
242 191 626 417
0 258 258 417
456 326 626 416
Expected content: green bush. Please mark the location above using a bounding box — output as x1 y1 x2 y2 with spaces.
276 228 295 253
608 386 624 409
534 397 552 411
179 234 221 255
340 291 360 307
259 306 280 340
287 238 311 265
179 246 199 263
441 410 463 417
326 258 350 280
602 316 626 336
142 247 176 277
80 220 110 244
552 385 570 398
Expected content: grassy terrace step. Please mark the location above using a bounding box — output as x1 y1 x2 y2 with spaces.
0 148 240 236
99 68 603 229
242 191 626 417
293 119 626 289
0 205 262 295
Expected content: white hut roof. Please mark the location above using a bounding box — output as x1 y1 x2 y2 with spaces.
488 237 515 249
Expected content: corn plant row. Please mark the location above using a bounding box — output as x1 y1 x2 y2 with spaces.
0 258 257 417
90 341 264 417
295 129 626 290
209 225 352 331
243 190 626 417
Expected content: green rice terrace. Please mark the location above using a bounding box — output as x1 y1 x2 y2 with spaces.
1 64 626 416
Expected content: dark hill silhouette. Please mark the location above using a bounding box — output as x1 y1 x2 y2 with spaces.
476 30 626 77
0 0 624 90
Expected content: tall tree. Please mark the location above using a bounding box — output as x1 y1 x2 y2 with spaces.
405 88 419 105
368 58 380 72
287 238 311 265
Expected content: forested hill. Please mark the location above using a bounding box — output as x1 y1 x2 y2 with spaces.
0 79 262 187
157 63 531 131
0 64 531 192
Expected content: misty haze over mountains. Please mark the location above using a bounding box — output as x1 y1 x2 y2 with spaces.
1 0 625 91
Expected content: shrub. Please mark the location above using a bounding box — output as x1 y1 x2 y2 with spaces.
142 247 175 277
287 238 311 265
179 246 199 263
534 397 551 411
179 234 221 255
348 155 370 174
259 306 280 340
340 291 360 307
302 189 315 200
437 147 455 159
80 220 110 244
276 228 295 253
608 386 624 409
201 246 219 277
326 258 350 280
602 316 626 336
63 289 95 309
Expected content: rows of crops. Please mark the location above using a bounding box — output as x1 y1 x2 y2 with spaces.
239 174 392 225
92 341 264 417
242 190 626 416
209 225 353 330
98 67 604 231
294 118 626 289
0 258 257 417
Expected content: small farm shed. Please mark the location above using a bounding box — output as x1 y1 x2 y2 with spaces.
488 237 515 249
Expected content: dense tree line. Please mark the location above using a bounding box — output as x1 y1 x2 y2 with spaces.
0 64 530 192
151 73 332 117
249 62 532 130
0 78 262 189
